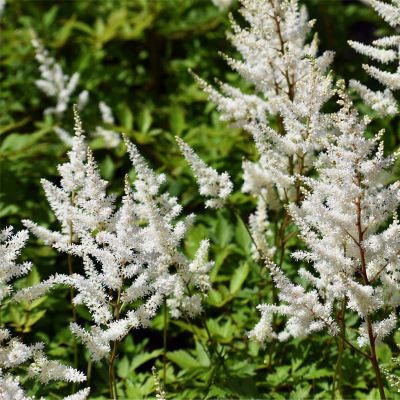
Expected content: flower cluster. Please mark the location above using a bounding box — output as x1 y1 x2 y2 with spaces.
32 37 88 118
176 137 233 208
16 111 213 362
33 38 121 148
196 0 335 260
93 101 121 148
348 0 400 116
0 227 31 302
0 227 89 399
250 85 400 352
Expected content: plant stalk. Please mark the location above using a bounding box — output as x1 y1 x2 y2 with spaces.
163 299 168 387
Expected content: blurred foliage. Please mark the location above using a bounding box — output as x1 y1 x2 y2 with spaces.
0 0 399 398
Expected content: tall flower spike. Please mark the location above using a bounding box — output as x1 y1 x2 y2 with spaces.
32 37 86 118
16 125 212 362
196 1 335 271
0 228 89 399
349 0 400 116
176 137 233 208
23 108 115 248
250 84 400 397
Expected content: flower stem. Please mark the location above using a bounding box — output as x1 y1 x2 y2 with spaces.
163 299 168 387
332 298 346 399
108 340 119 400
367 317 386 400
354 182 386 400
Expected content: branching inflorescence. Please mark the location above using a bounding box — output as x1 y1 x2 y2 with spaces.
16 109 213 376
250 83 399 399
195 0 335 263
349 0 400 116
6 0 400 398
0 227 89 399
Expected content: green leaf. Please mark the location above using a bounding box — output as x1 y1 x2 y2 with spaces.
117 356 130 379
0 129 50 154
376 343 392 364
138 108 152 134
118 104 134 130
24 310 47 332
130 349 163 371
167 350 199 369
289 384 311 400
169 105 186 135
100 155 115 180
230 262 250 294
215 216 232 247
234 215 252 255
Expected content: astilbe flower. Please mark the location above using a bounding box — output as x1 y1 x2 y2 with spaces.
16 112 213 362
32 37 88 118
176 137 233 209
250 84 400 393
196 0 335 260
348 0 400 116
93 101 121 149
0 228 89 399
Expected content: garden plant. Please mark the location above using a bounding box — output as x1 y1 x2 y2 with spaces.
0 0 400 399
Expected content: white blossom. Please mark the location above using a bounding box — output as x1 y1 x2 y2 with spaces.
362 0 400 28
0 227 31 302
17 113 212 362
197 0 335 216
32 37 86 117
349 0 400 115
248 196 276 260
349 80 397 116
357 313 397 347
176 137 233 208
93 101 121 148
251 84 400 353
54 126 73 146
0 228 88 399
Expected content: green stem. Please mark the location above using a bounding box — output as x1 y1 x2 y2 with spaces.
67 195 79 393
109 289 121 399
86 359 92 387
109 340 118 400
163 299 168 387
332 298 346 399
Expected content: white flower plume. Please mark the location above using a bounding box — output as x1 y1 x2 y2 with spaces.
349 0 399 116
0 227 31 302
176 137 233 208
250 84 400 348
0 228 88 399
15 114 213 362
32 37 86 117
196 0 335 238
